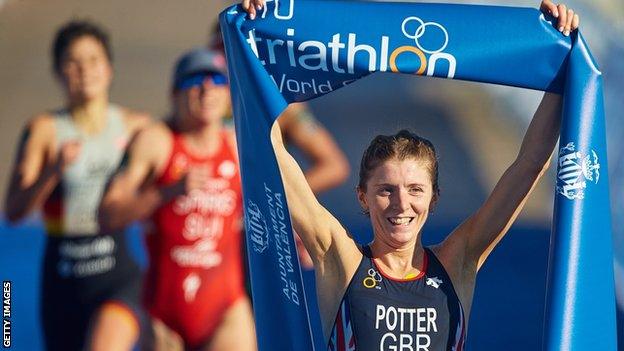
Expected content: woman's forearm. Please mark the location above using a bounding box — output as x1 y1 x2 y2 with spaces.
516 92 562 168
99 182 181 232
5 163 60 223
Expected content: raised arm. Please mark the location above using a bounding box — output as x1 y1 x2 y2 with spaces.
279 103 350 194
450 92 562 270
270 121 357 264
271 119 361 335
442 0 580 272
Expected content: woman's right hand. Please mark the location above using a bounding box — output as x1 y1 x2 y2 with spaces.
540 0 580 36
241 0 266 19
171 166 210 197
54 140 82 173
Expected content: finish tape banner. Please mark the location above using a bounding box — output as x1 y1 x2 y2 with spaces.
219 1 616 350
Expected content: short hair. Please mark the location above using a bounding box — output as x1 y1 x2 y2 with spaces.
52 20 112 75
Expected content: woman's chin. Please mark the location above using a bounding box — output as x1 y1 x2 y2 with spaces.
185 115 221 127
392 235 415 247
380 227 417 247
69 87 106 102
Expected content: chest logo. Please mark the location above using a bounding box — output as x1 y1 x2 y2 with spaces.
363 268 383 289
218 160 237 179
426 277 443 289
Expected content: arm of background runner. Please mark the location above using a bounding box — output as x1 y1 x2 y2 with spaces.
98 122 180 232
120 108 152 136
279 102 350 194
4 115 77 223
446 93 562 273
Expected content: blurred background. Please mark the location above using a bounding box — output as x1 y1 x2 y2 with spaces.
0 0 621 350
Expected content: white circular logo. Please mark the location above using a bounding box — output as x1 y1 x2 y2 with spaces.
401 16 449 54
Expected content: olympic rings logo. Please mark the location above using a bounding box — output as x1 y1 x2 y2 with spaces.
401 16 449 54
363 268 383 289
388 16 456 78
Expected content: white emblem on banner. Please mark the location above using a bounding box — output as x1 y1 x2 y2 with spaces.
401 17 449 54
556 142 600 200
246 200 270 253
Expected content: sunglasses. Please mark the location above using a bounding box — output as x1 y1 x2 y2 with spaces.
176 72 228 90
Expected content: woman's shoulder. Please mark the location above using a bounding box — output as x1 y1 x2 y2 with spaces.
222 126 239 158
24 112 58 140
127 120 175 176
134 120 173 145
28 110 57 125
223 126 236 142
117 105 152 135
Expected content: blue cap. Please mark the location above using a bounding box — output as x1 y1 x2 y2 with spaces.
173 48 227 89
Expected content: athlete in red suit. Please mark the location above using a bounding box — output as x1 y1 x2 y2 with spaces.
145 130 245 348
99 48 255 350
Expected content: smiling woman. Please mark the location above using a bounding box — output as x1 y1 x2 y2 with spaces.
271 86 563 351
356 131 439 250
257 0 583 349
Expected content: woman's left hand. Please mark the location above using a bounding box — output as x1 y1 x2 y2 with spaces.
540 0 580 36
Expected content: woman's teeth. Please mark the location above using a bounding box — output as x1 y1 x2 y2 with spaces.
388 217 412 226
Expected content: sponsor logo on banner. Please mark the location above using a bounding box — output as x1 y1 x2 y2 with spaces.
264 184 300 305
363 268 383 289
246 2 457 95
556 142 600 200
246 200 270 253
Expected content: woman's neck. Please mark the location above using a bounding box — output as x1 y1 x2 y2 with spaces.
370 240 425 278
68 95 109 135
175 116 223 157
